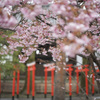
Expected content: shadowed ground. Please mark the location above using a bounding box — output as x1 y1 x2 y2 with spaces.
0 95 100 100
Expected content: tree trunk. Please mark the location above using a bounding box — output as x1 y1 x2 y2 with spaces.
80 58 88 91
20 51 35 93
89 56 100 94
54 51 66 100
95 75 100 93
20 64 27 93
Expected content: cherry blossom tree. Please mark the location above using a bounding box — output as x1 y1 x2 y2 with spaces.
0 0 100 100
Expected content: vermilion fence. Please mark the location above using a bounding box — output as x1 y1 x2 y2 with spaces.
0 63 99 100
43 63 99 100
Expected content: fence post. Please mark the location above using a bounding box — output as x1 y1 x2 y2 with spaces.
51 68 54 100
32 62 36 100
66 64 73 100
92 71 95 96
27 66 30 98
44 67 48 98
84 67 89 99
12 67 16 100
17 70 20 98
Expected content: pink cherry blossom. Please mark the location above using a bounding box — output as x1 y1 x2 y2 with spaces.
0 0 99 63
19 54 29 63
64 22 89 32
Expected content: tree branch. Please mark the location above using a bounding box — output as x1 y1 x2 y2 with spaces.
0 27 15 32
35 16 52 26
77 54 89 59
90 52 100 70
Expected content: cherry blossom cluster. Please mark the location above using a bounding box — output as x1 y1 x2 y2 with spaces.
0 0 100 62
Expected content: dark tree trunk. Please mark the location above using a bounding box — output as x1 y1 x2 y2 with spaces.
89 55 100 94
95 75 100 93
54 51 66 100
20 51 35 93
20 63 27 93
80 58 89 91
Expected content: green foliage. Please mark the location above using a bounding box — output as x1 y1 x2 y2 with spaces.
0 29 14 45
0 29 25 79
0 29 36 79
27 51 36 63
0 61 14 79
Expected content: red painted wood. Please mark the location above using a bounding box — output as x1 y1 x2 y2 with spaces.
51 69 54 96
44 67 48 94
85 68 89 95
66 65 73 96
12 70 16 96
69 70 72 96
76 71 79 94
92 73 95 94
84 64 89 68
32 64 36 96
27 67 30 95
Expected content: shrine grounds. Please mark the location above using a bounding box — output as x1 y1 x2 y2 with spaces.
0 95 100 100
0 91 100 100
